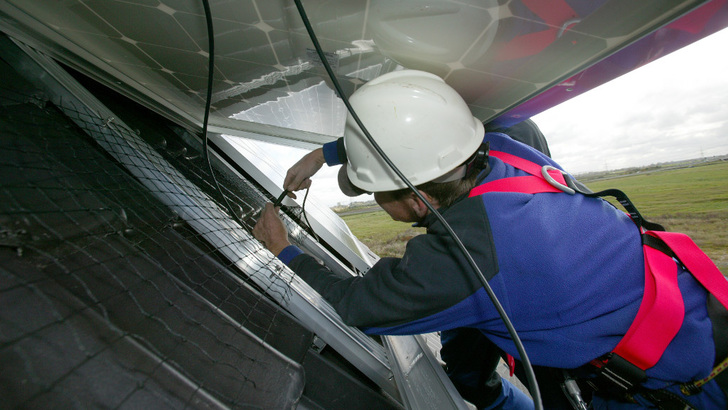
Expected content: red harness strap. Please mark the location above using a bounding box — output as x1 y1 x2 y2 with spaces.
651 231 728 311
472 150 728 372
614 236 684 369
469 150 566 196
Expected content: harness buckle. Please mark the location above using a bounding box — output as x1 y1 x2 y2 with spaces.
541 165 575 195
588 353 646 402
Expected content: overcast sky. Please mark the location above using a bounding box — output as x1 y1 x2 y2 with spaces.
533 26 728 174
249 27 728 208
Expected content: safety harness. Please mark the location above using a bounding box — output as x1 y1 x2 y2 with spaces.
469 147 728 408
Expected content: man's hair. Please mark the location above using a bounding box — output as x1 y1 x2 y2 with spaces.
391 172 479 209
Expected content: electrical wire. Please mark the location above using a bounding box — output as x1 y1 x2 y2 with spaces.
200 0 282 231
201 0 542 407
292 1 543 408
199 0 246 229
201 0 311 234
300 187 321 243
200 0 215 174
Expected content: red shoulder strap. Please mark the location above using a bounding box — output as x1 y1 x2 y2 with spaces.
468 150 567 197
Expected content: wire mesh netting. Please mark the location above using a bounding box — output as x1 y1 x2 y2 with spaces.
0 53 401 409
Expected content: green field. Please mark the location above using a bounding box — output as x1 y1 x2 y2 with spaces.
339 209 426 258
341 161 728 273
583 161 728 273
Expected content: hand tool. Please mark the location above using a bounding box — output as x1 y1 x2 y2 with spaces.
273 190 289 207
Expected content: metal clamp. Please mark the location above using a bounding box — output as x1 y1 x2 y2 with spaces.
542 165 575 195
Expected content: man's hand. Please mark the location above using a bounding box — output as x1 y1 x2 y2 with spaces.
253 203 291 256
283 148 325 199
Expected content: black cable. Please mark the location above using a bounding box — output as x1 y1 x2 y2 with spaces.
200 0 246 228
300 187 320 243
292 1 543 408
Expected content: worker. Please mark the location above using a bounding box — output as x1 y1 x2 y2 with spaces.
253 70 728 409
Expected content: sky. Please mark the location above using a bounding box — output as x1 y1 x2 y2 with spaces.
249 27 728 208
533 26 728 174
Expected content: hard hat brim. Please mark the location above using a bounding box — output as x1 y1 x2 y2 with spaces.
338 164 369 197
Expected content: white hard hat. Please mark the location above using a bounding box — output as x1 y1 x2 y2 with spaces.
343 70 484 194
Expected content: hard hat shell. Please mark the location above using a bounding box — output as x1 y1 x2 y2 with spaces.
344 70 484 193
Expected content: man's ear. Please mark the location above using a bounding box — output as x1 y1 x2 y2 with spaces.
408 190 437 219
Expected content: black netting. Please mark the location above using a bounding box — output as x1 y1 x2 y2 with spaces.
0 55 399 409
0 85 309 407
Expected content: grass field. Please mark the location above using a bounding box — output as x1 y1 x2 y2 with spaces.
338 209 426 258
341 160 728 273
583 161 728 273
